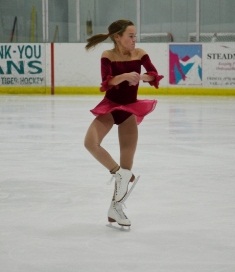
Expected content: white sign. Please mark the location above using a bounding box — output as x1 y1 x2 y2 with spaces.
0 44 45 86
203 44 235 87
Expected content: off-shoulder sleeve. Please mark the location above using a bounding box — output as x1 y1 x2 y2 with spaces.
141 54 164 88
100 57 114 92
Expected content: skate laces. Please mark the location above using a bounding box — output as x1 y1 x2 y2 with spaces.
107 173 121 185
107 176 127 208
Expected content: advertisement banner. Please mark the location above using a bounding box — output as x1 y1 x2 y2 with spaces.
203 44 235 87
0 44 45 86
169 44 202 86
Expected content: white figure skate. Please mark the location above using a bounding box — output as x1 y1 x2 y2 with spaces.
113 167 140 202
107 201 131 227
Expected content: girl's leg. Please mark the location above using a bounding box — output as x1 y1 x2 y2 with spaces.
118 115 138 170
84 114 119 171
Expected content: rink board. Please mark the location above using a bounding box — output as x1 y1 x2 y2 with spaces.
0 42 235 95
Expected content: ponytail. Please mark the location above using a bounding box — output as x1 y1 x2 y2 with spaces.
85 20 134 51
85 33 109 50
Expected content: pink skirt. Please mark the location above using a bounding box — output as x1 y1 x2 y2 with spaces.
90 97 157 124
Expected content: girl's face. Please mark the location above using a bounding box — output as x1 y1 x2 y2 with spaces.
115 25 137 52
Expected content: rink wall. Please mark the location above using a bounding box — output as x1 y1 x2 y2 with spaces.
0 42 235 95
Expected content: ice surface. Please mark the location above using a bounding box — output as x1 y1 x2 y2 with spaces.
0 95 235 272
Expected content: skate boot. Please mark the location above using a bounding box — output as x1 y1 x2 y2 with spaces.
113 167 135 202
108 201 131 226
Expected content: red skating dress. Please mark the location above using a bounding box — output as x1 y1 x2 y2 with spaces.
90 54 163 124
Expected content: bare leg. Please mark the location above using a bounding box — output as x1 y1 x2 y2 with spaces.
118 115 138 170
84 113 118 171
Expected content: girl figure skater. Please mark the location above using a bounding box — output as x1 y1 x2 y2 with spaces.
84 19 163 227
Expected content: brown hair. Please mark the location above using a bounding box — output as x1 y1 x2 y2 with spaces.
85 19 134 50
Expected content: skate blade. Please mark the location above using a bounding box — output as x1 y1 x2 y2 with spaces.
120 175 140 204
106 223 131 232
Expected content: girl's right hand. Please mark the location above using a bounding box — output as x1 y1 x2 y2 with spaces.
127 72 140 86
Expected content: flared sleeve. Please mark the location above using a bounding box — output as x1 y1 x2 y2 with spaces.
100 57 114 92
141 54 164 88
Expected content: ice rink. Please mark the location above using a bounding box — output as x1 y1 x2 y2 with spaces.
0 95 235 272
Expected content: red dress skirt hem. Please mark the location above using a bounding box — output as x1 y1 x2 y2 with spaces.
90 97 157 125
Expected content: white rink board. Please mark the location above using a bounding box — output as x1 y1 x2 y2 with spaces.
0 42 235 89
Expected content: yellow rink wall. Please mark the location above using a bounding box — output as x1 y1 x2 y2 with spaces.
0 86 235 96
